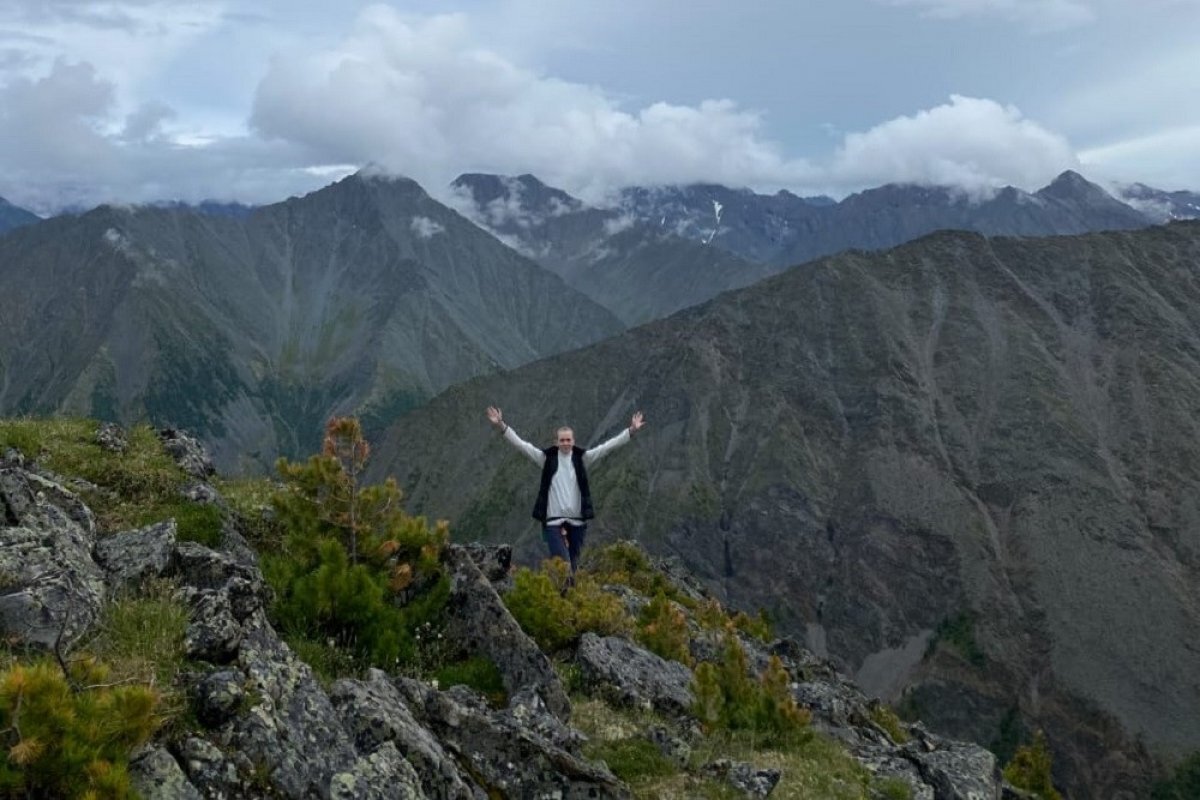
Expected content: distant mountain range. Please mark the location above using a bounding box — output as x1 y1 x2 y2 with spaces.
0 173 621 471
0 195 39 235
370 220 1200 799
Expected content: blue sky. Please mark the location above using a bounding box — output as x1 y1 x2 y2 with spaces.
1 0 1197 213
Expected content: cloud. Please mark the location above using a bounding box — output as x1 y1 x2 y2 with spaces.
1079 125 1200 191
249 8 815 203
877 0 1096 32
410 215 444 239
823 95 1079 194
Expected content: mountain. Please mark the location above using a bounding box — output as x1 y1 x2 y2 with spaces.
372 221 1200 797
1118 182 1200 223
0 172 622 471
618 170 1156 269
0 195 40 235
152 199 258 218
452 174 771 325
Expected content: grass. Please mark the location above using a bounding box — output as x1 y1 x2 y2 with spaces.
0 418 218 538
84 579 189 689
571 697 907 800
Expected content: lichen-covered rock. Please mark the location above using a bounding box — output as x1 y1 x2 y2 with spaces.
701 758 781 798
508 685 587 754
182 481 221 505
577 633 695 716
906 735 1000 800
96 422 128 453
460 542 512 583
129 746 203 800
443 545 570 721
397 676 630 799
0 468 106 649
181 588 243 663
329 741 426 800
159 428 216 479
194 669 247 727
176 736 242 798
94 520 177 588
330 669 482 800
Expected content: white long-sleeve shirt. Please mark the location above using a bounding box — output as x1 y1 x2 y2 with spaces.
503 425 631 525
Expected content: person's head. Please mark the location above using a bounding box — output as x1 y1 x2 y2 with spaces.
555 426 574 454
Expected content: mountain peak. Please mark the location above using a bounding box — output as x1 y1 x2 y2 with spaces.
451 173 584 220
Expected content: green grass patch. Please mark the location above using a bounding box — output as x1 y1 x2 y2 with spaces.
585 738 677 782
434 656 506 705
85 580 188 690
215 476 285 552
870 703 910 744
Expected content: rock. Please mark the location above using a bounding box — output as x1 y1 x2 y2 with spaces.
220 611 365 799
460 542 512 583
0 468 106 649
701 758 781 798
330 669 482 800
176 736 242 798
906 738 1000 800
159 428 215 480
576 633 695 716
443 545 570 721
646 726 691 766
330 741 427 800
508 685 587 754
194 669 246 727
601 583 649 618
181 589 243 663
129 745 203 800
96 422 128 453
397 676 631 799
94 520 177 588
182 481 221 505
651 554 710 604
172 541 269 611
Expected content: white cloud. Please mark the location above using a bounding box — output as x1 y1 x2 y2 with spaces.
410 215 444 238
823 95 1080 194
878 0 1096 32
248 8 815 204
602 213 636 236
1079 125 1200 191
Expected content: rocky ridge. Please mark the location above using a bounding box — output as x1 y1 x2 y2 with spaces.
0 426 1010 799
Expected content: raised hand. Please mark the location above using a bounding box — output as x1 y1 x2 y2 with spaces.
486 406 504 428
630 411 645 433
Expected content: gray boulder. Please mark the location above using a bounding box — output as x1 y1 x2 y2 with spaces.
0 468 106 649
906 735 1000 800
94 520 177 589
329 741 426 800
175 736 243 797
96 422 128 453
577 633 695 716
180 588 243 664
397 676 630 799
194 668 247 727
330 669 481 800
159 428 216 479
443 545 570 721
129 746 203 800
701 758 781 798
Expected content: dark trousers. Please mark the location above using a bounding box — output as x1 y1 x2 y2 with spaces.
543 522 587 574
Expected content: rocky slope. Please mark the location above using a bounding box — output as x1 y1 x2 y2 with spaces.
452 173 770 325
371 221 1200 797
0 426 1008 799
0 172 622 472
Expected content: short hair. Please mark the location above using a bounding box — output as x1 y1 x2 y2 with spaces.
556 426 574 438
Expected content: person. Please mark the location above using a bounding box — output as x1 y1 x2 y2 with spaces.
486 406 645 574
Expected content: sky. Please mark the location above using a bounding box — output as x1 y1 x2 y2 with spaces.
0 0 1197 214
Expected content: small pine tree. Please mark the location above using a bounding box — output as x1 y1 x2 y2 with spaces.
636 592 693 666
1003 730 1062 800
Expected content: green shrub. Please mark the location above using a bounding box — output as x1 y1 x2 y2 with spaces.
585 737 677 782
585 541 694 608
1003 730 1061 800
0 659 160 799
731 609 773 643
1153 752 1200 800
502 560 631 653
265 417 450 676
692 634 811 746
636 593 693 666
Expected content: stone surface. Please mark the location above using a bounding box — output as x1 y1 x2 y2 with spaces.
577 633 695 716
181 588 243 663
0 468 106 649
129 746 203 800
397 676 631 800
94 520 177 588
159 428 216 480
701 758 782 798
96 422 128 453
194 669 247 727
330 669 482 800
443 544 570 721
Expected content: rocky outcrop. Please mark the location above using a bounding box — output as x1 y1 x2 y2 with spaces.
0 434 1013 799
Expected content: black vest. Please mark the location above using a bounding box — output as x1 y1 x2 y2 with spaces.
533 446 594 523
